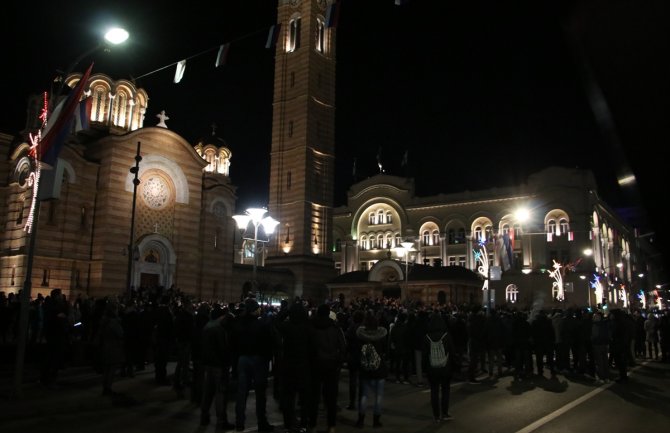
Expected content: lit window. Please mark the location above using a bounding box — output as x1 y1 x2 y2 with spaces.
369 213 375 225
506 284 519 303
422 230 430 246
377 210 384 224
288 17 301 52
432 230 440 245
560 219 569 234
315 18 325 53
386 211 392 224
547 220 556 235
360 236 368 251
474 226 483 242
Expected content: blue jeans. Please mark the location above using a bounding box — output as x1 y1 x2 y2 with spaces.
235 355 269 427
360 378 385 415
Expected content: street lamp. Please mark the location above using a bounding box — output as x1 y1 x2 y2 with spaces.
395 240 416 297
233 208 279 299
13 27 129 399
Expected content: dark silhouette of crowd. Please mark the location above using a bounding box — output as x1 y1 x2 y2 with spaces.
2 286 670 433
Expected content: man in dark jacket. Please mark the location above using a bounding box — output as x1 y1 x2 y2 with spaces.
200 305 234 429
309 304 346 433
231 298 275 432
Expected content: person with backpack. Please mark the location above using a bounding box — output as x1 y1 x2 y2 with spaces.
356 310 388 428
423 312 455 423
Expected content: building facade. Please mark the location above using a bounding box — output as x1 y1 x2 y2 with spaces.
329 168 660 309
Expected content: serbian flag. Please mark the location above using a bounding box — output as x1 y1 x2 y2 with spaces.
265 23 282 49
215 43 230 68
568 231 574 241
326 2 340 28
38 63 94 167
509 227 515 250
73 96 92 132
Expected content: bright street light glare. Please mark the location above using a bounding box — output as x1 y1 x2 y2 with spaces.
514 208 530 223
105 27 129 45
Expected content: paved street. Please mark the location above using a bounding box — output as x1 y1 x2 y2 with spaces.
1 357 669 433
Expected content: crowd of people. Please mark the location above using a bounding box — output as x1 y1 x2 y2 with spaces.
1 287 670 433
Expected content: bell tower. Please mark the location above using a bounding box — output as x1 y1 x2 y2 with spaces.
266 0 337 299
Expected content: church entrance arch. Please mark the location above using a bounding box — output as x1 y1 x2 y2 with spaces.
132 234 177 291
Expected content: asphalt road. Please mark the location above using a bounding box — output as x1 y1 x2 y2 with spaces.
1 358 668 433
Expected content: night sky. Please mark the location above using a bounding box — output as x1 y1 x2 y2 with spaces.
4 0 669 271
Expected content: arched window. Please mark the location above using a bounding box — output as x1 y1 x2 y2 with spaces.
385 233 393 249
369 213 375 225
457 228 465 244
474 227 483 242
506 284 518 303
386 211 392 224
513 223 522 238
315 17 325 53
485 225 493 242
360 235 368 251
93 86 107 122
559 218 569 234
395 233 402 247
369 236 377 250
547 220 557 235
422 230 431 246
377 234 384 249
377 210 385 224
432 230 440 246
288 17 301 52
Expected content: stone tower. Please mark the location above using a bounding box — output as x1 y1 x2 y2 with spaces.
266 0 337 300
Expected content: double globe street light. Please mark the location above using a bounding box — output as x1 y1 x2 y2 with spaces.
233 208 279 298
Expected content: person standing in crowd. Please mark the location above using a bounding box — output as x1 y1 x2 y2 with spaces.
232 298 275 432
356 311 388 428
99 300 124 396
200 304 235 430
410 310 428 386
423 312 455 423
645 313 660 360
484 309 505 379
275 301 314 433
345 309 365 411
191 302 212 405
633 310 646 359
152 296 175 386
530 310 555 377
389 311 411 384
610 309 632 382
590 310 611 383
173 298 195 398
466 306 486 384
121 300 142 378
310 304 346 433
40 288 71 388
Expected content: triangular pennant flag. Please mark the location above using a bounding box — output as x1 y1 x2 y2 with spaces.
215 43 230 68
174 60 187 83
265 23 282 49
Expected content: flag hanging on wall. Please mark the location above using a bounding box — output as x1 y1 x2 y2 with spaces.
74 97 92 132
215 43 230 68
174 60 187 83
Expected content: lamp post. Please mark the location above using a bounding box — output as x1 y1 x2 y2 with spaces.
125 141 141 295
232 208 279 301
13 27 129 398
395 240 415 291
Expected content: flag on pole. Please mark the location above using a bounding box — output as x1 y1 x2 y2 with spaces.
568 231 574 241
174 60 187 83
38 63 94 167
326 2 340 28
547 232 553 242
215 43 230 68
509 226 515 250
265 23 282 49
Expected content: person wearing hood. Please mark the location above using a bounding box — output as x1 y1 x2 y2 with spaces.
309 303 346 433
423 312 455 423
355 310 388 428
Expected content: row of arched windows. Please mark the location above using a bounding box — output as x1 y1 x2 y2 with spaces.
368 210 393 225
359 232 402 251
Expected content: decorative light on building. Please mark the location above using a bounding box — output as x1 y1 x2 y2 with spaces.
591 274 604 306
638 290 647 309
473 240 489 291
548 260 565 301
619 285 628 308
